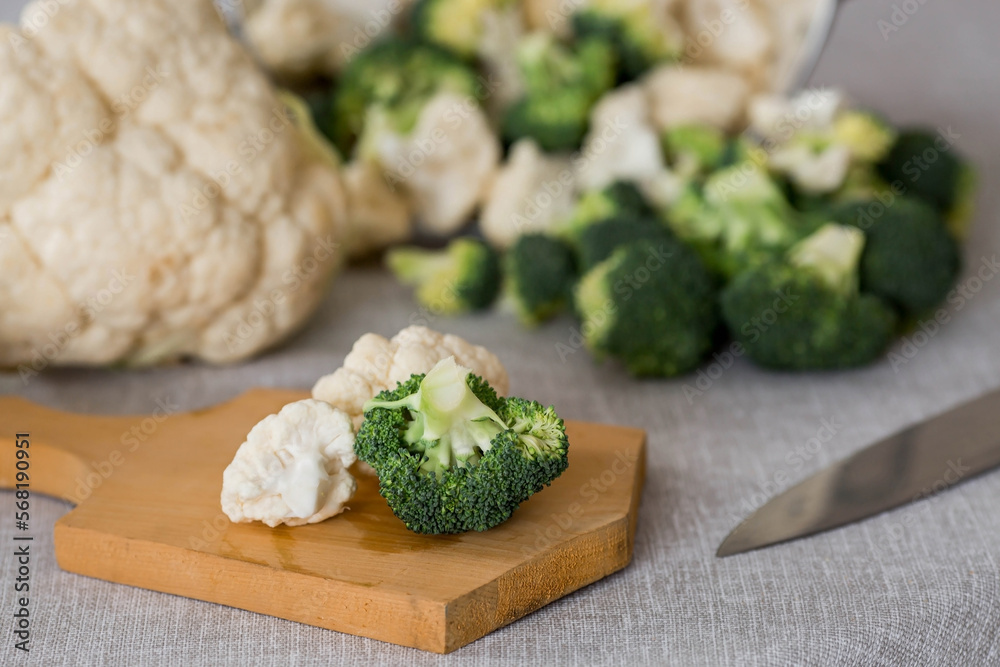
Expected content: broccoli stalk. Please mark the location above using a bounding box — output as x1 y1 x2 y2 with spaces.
387 238 501 315
720 224 898 370
356 357 570 533
363 356 507 473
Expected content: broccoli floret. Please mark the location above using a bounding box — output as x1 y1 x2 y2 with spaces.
662 124 727 178
328 40 480 156
720 224 897 370
832 110 897 163
355 357 569 533
501 34 615 151
572 2 680 81
504 234 578 325
411 0 499 59
561 181 657 239
575 215 675 271
876 129 965 214
501 88 593 152
667 165 813 277
574 238 718 377
828 197 961 314
386 238 501 315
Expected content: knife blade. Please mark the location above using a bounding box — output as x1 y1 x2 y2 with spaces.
717 387 1000 557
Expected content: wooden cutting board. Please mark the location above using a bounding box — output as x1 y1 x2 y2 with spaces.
0 389 645 653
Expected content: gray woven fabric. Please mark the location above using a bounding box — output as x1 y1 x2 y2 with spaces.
3 0 1000 664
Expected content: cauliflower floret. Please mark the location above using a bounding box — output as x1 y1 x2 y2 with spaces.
575 84 666 192
643 64 750 131
769 143 851 194
479 140 575 248
221 399 357 527
0 0 349 368
312 325 509 427
244 0 415 78
747 89 845 140
368 92 500 235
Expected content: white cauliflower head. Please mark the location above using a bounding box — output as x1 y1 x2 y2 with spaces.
575 84 666 192
312 325 509 427
366 92 500 235
221 399 357 527
479 139 575 248
0 0 349 368
643 64 750 132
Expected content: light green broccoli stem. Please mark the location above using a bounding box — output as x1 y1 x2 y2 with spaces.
788 224 866 295
363 357 507 474
573 255 618 351
386 247 449 287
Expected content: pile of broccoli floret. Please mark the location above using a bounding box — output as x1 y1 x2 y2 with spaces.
298 0 975 378
385 123 972 376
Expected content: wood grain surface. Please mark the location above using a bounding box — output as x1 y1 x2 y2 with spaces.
0 389 646 653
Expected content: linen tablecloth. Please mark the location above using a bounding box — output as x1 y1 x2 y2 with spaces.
3 0 1000 664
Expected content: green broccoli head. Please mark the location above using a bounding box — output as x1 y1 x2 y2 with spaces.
356 357 569 533
328 39 480 156
571 2 680 81
501 34 615 151
386 238 501 315
574 215 675 271
574 238 718 377
504 234 578 325
828 197 961 314
720 224 897 370
876 129 966 215
410 0 500 59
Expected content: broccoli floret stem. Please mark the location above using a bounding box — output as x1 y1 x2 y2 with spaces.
363 357 506 474
787 224 865 295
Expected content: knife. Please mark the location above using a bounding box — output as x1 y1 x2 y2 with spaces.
717 387 1000 557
